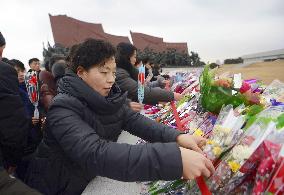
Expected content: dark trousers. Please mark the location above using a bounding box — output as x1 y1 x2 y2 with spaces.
0 169 42 195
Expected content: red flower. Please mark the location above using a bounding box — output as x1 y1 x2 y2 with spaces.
240 81 251 93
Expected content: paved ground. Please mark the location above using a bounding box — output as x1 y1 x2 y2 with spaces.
82 131 146 195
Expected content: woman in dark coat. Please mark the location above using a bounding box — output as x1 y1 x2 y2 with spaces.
115 42 183 105
26 39 214 195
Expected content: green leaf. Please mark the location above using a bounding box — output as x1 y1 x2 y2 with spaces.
148 180 186 195
199 65 248 114
276 113 284 129
243 105 265 130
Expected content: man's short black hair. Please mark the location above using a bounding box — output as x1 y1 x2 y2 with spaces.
28 58 39 65
70 38 116 73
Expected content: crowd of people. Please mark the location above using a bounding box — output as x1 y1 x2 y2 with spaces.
0 32 214 195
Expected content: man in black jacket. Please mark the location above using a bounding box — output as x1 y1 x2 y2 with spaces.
0 31 41 195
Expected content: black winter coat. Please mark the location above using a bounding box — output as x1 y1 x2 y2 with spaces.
0 61 29 168
116 67 174 105
26 70 182 195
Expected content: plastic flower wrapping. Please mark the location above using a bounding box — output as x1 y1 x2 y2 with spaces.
170 72 201 95
199 65 265 114
145 92 216 134
25 70 40 119
207 106 284 194
266 145 284 194
262 80 284 104
251 134 284 194
202 104 246 162
138 68 284 195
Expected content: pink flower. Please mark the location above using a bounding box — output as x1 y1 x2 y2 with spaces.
240 81 251 93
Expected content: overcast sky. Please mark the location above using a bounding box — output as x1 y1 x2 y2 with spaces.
1 0 283 66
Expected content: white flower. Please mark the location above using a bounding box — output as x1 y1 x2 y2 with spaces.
232 145 253 162
214 125 231 136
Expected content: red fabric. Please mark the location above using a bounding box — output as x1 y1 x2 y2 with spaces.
27 73 39 103
267 157 284 194
252 141 282 194
196 177 212 195
30 75 37 85
170 102 184 131
138 73 145 85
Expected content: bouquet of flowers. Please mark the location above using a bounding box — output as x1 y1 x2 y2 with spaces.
247 112 284 194
203 104 246 162
251 131 284 194
266 145 284 194
25 70 40 119
208 106 284 194
218 127 284 194
199 65 264 114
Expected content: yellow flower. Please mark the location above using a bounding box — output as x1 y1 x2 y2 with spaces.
194 129 204 137
214 125 231 135
213 146 222 156
207 140 215 145
259 96 267 106
228 161 241 172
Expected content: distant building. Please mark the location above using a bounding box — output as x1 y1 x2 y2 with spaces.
49 14 130 47
48 14 189 53
130 31 188 53
242 48 284 63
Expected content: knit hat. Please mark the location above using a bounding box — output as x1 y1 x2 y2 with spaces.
52 62 66 81
0 32 6 47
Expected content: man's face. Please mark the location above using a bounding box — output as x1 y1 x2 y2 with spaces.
30 60 40 71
